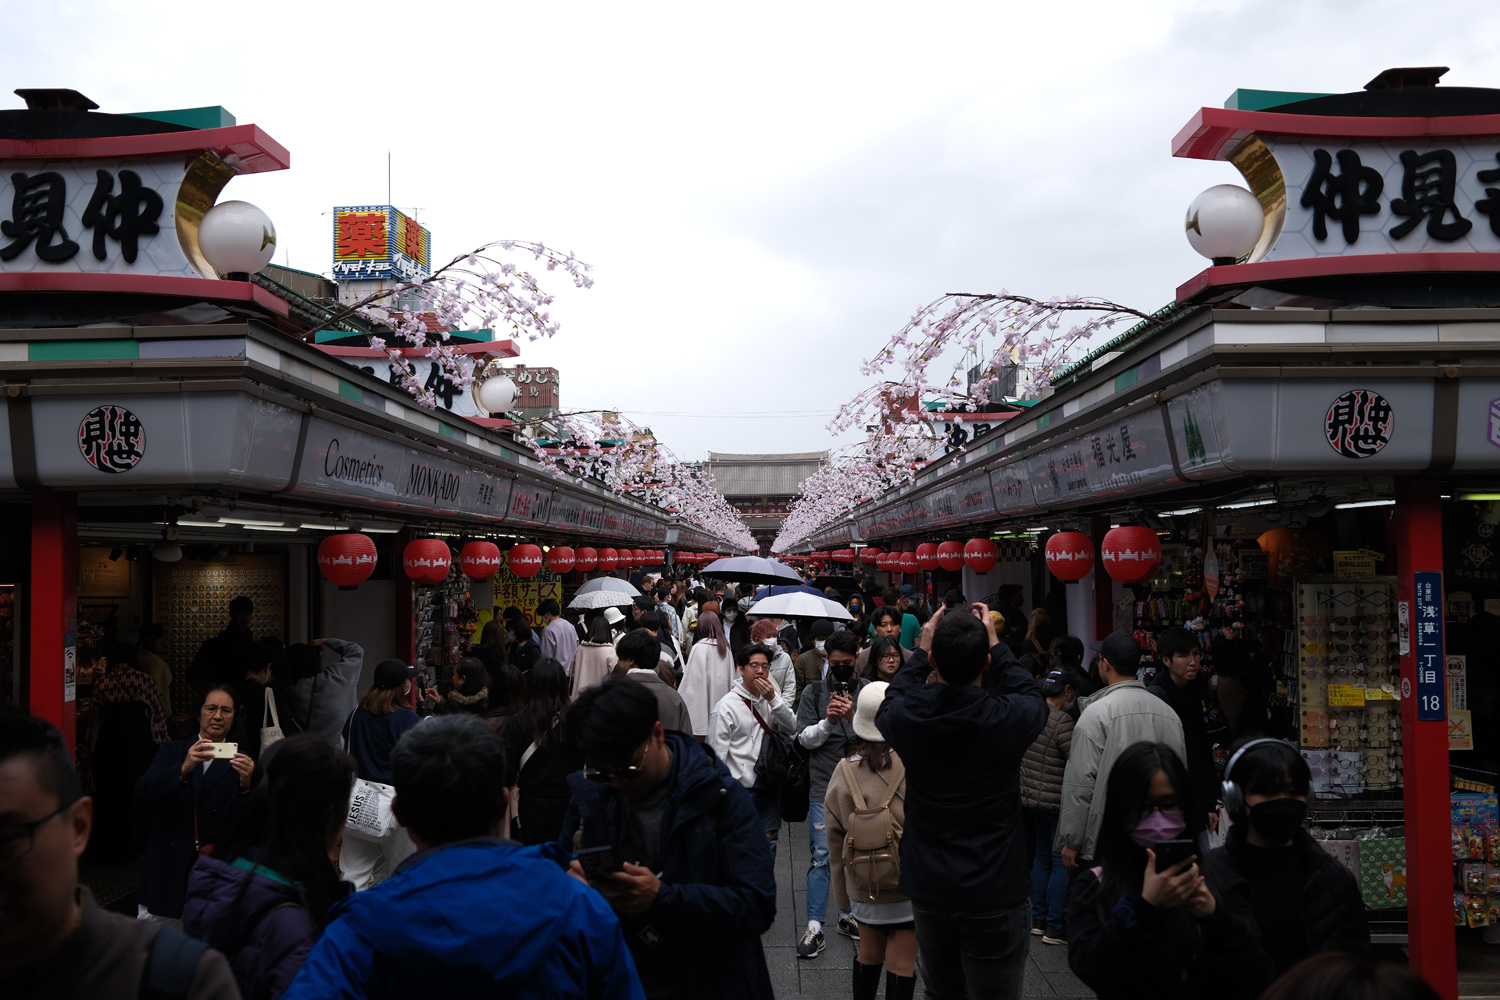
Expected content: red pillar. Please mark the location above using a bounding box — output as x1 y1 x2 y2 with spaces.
1091 516 1111 640
1394 477 1456 999
30 493 77 752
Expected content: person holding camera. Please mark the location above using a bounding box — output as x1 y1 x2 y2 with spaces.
707 644 797 859
562 678 777 999
791 629 866 960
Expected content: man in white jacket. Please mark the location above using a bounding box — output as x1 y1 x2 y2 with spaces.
708 643 797 857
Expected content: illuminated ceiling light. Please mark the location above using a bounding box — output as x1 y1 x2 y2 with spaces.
300 523 348 531
177 519 229 528
1458 493 1500 501
1333 499 1395 509
218 516 286 527
243 525 299 532
1164 507 1202 516
362 526 401 534
1219 497 1275 510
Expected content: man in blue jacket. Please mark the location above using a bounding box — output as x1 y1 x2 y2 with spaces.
560 678 776 1000
876 604 1048 1000
284 715 642 1000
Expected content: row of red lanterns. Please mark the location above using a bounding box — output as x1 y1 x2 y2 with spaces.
317 534 670 588
1044 526 1162 584
790 539 1001 574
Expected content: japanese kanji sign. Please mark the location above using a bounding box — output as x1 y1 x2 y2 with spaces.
77 404 146 473
1324 389 1394 459
1413 570 1445 722
331 205 430 281
491 556 563 626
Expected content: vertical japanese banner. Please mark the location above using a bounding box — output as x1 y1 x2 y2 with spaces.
490 556 563 626
1413 571 1445 721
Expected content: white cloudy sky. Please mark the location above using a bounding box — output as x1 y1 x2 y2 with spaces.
16 1 1500 459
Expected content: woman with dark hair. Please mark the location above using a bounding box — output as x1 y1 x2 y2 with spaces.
506 616 541 673
135 683 256 921
679 610 733 739
1067 742 1270 999
1049 636 1092 714
569 616 619 698
860 636 905 684
501 658 581 845
182 734 356 999
434 657 489 717
472 618 509 677
338 660 421 890
1260 952 1439 1000
1020 667 1078 943
483 661 524 734
1023 609 1055 662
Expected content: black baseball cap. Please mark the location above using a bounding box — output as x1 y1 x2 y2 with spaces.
811 619 837 638
372 658 418 690
1090 632 1142 672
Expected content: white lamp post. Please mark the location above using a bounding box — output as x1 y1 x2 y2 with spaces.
1185 184 1263 265
199 201 278 278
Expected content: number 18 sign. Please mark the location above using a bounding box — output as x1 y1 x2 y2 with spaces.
1414 571 1446 721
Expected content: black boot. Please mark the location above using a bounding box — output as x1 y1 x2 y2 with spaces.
852 961 883 1000
885 970 916 1000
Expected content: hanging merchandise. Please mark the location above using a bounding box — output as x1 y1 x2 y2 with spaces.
459 541 503 580
597 547 620 571
936 540 965 571
963 538 1000 573
898 550 918 572
915 543 940 570
403 538 452 584
1101 526 1162 584
317 532 378 588
575 546 599 571
1203 543 1221 599
547 545 576 574
509 543 544 579
1045 531 1094 581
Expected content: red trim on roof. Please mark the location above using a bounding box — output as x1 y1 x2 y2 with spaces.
0 124 290 172
0 272 289 315
315 340 520 359
462 416 515 429
1176 252 1500 302
1172 108 1500 161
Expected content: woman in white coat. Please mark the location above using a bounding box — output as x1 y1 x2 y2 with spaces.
569 616 619 698
679 610 734 738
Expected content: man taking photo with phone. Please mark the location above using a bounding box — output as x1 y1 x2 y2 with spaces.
562 679 777 999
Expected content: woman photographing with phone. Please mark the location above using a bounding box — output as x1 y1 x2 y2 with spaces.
1067 741 1272 1000
135 684 256 923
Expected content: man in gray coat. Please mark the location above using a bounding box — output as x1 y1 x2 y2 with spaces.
614 628 692 734
1057 633 1186 869
285 637 364 747
792 630 867 960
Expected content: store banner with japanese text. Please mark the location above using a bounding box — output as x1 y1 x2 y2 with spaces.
490 555 563 626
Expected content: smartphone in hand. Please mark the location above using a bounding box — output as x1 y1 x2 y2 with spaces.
1153 838 1198 873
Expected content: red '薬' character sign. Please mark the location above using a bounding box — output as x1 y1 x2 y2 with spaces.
336 212 388 259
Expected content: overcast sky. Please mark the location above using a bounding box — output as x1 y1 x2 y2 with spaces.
16 1 1500 461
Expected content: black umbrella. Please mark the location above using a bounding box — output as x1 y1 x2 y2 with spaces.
811 575 863 595
699 556 805 586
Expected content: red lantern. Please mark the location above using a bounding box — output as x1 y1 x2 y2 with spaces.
459 540 503 579
547 545 576 574
597 547 619 571
860 547 883 565
575 546 598 571
1044 532 1094 581
509 543 544 579
915 542 940 570
936 540 965 571
1101 526 1162 584
402 538 451 584
317 532 377 588
831 548 852 564
963 538 1000 573
876 550 894 570
633 548 648 565
897 550 918 572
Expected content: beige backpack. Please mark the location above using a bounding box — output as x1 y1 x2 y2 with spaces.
837 756 906 901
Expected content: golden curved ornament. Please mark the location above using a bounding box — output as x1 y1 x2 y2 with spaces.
175 151 238 279
1226 133 1285 263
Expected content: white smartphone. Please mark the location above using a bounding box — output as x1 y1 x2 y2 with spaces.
208 742 238 759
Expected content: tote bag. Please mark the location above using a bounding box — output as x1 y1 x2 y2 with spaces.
259 689 286 754
341 709 399 840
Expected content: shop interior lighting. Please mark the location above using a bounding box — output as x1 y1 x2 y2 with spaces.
1333 499 1396 509
1219 498 1276 510
177 519 230 528
217 516 286 527
362 526 401 534
1164 507 1202 516
299 523 348 531
1024 526 1049 533
1458 493 1500 501
243 525 299 532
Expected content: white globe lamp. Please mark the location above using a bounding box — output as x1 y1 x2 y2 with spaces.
1185 184 1263 265
473 375 519 415
199 200 278 277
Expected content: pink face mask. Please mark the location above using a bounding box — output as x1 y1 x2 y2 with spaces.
1129 809 1187 849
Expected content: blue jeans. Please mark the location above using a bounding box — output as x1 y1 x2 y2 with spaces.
806 801 848 925
1029 810 1068 931
753 785 781 858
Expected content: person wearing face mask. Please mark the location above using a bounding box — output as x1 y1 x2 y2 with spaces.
1205 739 1367 978
337 660 421 890
726 597 753 656
794 619 836 706
1067 742 1271 1000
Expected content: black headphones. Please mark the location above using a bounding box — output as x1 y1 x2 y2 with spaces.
1221 738 1299 822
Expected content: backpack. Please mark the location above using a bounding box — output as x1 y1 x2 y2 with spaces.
836 756 905 901
141 925 208 1000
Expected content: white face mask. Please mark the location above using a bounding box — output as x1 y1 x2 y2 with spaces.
725 611 738 621
815 640 826 654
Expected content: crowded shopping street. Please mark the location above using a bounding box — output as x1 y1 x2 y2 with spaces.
8 6 1500 1000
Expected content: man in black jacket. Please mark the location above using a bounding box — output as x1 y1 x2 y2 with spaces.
1206 738 1368 978
561 679 776 999
876 604 1048 1000
1147 627 1220 832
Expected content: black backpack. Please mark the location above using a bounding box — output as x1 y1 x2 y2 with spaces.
140 927 207 1000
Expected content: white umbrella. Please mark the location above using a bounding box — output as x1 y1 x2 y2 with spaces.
700 555 805 586
744 591 853 622
567 577 642 610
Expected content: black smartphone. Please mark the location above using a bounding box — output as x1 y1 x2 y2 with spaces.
1153 838 1198 873
576 845 622 880
831 680 851 698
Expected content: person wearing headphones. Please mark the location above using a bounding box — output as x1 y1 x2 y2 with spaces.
1205 738 1368 978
